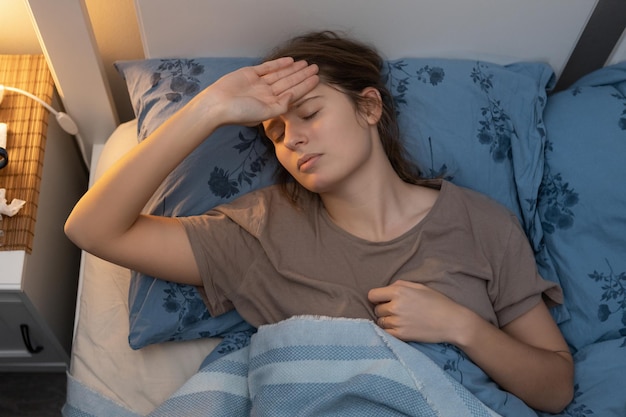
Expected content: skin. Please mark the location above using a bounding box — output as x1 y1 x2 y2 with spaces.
65 57 573 413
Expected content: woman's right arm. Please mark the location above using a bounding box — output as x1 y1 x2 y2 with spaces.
64 58 319 286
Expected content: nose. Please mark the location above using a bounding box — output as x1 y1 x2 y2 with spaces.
283 123 306 150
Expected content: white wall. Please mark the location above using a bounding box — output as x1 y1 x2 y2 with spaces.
0 0 143 122
135 0 596 78
0 0 42 53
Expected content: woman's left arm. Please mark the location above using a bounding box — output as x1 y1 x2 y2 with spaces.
368 281 574 413
460 299 574 413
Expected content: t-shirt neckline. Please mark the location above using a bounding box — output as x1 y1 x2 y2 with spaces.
318 179 448 246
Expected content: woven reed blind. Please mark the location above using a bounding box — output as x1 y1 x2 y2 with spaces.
0 55 53 252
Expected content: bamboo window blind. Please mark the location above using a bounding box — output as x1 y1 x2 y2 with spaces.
0 55 53 252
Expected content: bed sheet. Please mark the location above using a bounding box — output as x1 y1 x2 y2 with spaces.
69 120 222 415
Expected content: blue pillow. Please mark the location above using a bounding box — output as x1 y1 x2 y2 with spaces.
385 59 553 236
538 61 626 351
116 57 555 348
116 58 265 348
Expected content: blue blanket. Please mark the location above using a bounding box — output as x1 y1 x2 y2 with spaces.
64 316 505 416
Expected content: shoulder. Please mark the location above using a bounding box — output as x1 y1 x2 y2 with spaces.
428 180 523 248
220 184 285 208
213 184 318 235
218 183 317 214
440 180 517 223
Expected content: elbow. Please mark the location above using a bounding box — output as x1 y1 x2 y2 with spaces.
555 377 575 414
64 213 86 250
535 361 575 414
540 384 574 414
554 357 576 413
64 210 98 253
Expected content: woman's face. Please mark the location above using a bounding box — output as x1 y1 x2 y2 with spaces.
262 83 381 194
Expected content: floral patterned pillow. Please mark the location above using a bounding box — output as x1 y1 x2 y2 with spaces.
117 58 264 349
116 57 555 348
384 59 553 237
538 61 626 351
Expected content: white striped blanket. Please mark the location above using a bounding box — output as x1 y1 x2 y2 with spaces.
64 316 503 416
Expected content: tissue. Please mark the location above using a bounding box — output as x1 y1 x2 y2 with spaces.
0 188 26 217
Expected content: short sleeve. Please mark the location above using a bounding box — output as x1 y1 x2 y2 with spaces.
491 216 563 327
178 212 262 317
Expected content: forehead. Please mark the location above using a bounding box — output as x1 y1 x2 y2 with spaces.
262 83 341 129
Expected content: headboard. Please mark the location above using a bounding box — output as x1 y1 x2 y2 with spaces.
135 0 594 73
25 0 626 168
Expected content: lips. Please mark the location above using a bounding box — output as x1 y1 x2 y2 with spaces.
297 154 321 172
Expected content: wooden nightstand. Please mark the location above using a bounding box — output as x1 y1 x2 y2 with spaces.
0 55 86 371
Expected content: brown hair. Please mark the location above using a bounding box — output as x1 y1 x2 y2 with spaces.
261 31 422 202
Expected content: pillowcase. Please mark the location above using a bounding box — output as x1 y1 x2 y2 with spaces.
116 58 264 348
537 61 626 351
116 56 555 348
385 59 553 236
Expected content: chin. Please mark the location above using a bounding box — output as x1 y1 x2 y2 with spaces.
298 178 332 195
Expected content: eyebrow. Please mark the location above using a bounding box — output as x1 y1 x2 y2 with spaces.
292 95 321 109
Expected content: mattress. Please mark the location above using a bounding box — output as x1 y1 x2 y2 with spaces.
68 120 221 415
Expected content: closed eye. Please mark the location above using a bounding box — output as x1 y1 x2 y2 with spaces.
302 111 319 121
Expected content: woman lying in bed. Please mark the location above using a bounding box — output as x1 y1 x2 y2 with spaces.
65 31 573 413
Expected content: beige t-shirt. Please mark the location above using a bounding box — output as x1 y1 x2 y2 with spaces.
179 180 562 328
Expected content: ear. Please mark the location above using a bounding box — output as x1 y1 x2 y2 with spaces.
360 87 383 125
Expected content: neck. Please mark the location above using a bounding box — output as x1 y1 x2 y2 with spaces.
320 169 429 242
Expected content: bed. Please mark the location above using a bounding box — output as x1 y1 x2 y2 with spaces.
25 1 626 416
